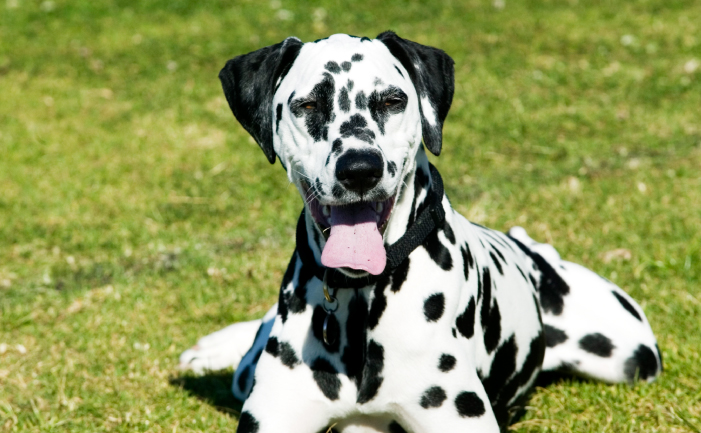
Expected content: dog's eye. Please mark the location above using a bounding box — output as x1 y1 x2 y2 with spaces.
303 102 317 110
384 98 404 108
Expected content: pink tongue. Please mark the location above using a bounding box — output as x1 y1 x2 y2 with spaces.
320 204 386 275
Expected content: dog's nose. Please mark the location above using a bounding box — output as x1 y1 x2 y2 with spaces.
335 150 384 193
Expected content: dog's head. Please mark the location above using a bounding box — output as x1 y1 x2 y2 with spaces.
221 32 454 275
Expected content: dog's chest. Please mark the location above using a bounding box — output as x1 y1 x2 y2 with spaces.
272 213 543 408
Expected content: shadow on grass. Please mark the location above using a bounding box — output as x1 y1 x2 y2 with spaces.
168 369 589 425
535 370 591 388
170 370 243 418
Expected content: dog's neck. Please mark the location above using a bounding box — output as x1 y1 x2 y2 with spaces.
302 147 434 281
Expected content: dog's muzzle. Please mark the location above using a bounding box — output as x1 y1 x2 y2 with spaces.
303 150 396 276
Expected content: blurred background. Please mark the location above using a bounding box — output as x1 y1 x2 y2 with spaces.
1 0 700 431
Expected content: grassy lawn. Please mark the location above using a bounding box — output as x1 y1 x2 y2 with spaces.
1 0 700 431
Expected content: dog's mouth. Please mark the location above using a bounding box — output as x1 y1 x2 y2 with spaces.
303 182 395 276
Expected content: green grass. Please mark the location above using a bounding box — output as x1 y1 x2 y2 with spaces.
1 0 700 431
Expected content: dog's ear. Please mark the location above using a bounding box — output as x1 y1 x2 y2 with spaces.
219 37 304 164
376 31 454 156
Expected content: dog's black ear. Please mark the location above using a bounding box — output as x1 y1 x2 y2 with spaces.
219 37 304 164
376 31 454 156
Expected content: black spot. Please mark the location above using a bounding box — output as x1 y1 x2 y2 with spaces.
438 354 456 372
491 330 545 427
455 296 475 339
624 344 659 381
237 411 259 433
533 293 543 325
368 86 408 134
356 340 385 404
476 266 483 302
265 336 279 357
422 230 453 271
373 77 384 86
480 268 493 342
312 357 342 400
394 65 404 77
331 139 343 155
339 113 376 144
277 289 289 322
460 244 473 281
656 343 664 372
312 305 340 352
342 294 367 385
454 391 486 418
390 257 410 292
368 275 390 330
544 324 568 348
237 364 251 392
291 73 335 142
351 53 363 62
346 80 354 91
442 220 456 244
361 37 370 42
265 337 299 368
481 335 517 403
406 165 430 232
516 265 528 283
325 61 341 74
338 87 351 112
315 178 324 196
387 160 397 176
509 237 570 315
612 291 643 322
482 231 507 249
275 103 283 133
277 253 298 322
452 328 457 338
284 263 312 315
420 386 447 408
490 252 503 275
491 244 507 262
279 342 299 367
579 333 615 358
287 90 296 104
355 91 367 110
341 61 352 72
332 184 344 198
423 293 445 322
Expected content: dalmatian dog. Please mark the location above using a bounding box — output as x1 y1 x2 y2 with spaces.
179 32 662 432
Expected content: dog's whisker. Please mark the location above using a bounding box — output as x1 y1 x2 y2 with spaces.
293 170 313 181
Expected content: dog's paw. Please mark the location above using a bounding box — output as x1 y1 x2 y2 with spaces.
178 320 262 374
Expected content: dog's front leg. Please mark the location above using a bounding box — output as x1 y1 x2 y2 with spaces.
395 372 501 433
236 349 337 433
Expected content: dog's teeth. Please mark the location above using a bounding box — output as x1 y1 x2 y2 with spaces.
322 206 330 217
376 202 384 213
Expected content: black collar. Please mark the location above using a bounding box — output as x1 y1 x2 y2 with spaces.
296 163 445 289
